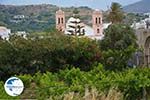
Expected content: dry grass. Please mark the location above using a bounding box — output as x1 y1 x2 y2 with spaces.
63 87 123 100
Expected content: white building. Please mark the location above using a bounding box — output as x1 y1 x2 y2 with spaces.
132 17 150 29
13 15 25 19
144 13 150 18
16 31 28 38
0 26 11 39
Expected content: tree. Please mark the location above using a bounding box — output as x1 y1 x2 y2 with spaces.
100 24 137 70
0 30 102 79
108 2 124 24
73 8 79 18
101 24 137 51
67 18 85 36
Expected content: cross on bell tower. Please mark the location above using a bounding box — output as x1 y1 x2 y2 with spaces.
92 9 103 36
56 8 65 32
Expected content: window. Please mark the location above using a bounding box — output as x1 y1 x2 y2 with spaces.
58 18 60 24
96 17 98 24
97 29 100 33
60 28 62 31
61 18 63 24
99 17 101 24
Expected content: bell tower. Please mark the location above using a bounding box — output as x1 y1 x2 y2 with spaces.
56 9 65 32
92 10 103 36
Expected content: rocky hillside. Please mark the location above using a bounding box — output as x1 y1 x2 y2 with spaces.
0 4 93 33
123 0 150 13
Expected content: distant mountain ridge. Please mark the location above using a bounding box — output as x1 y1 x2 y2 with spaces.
0 4 93 32
0 4 92 17
123 0 150 13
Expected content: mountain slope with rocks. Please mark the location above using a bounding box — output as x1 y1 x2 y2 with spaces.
123 0 150 13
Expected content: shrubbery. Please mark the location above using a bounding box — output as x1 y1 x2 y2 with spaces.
0 23 148 100
0 33 101 80
0 64 149 99
100 24 137 70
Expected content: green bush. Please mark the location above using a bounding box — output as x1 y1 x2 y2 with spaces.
0 65 149 99
100 24 137 70
11 65 149 99
0 33 101 80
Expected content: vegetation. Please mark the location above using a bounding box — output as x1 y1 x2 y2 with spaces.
124 13 150 25
108 2 124 24
0 65 150 99
66 18 85 36
73 8 80 18
0 24 148 99
0 4 93 33
100 24 137 70
0 31 101 80
0 2 149 100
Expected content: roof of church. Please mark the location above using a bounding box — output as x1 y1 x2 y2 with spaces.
93 9 102 15
56 9 64 14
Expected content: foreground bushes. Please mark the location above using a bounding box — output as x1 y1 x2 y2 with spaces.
0 34 101 80
0 64 149 99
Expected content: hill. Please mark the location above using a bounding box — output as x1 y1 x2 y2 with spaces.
0 4 93 33
123 0 150 13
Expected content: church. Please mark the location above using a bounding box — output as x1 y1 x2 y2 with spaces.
55 9 106 40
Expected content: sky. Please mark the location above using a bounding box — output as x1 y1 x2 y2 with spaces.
0 0 141 10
